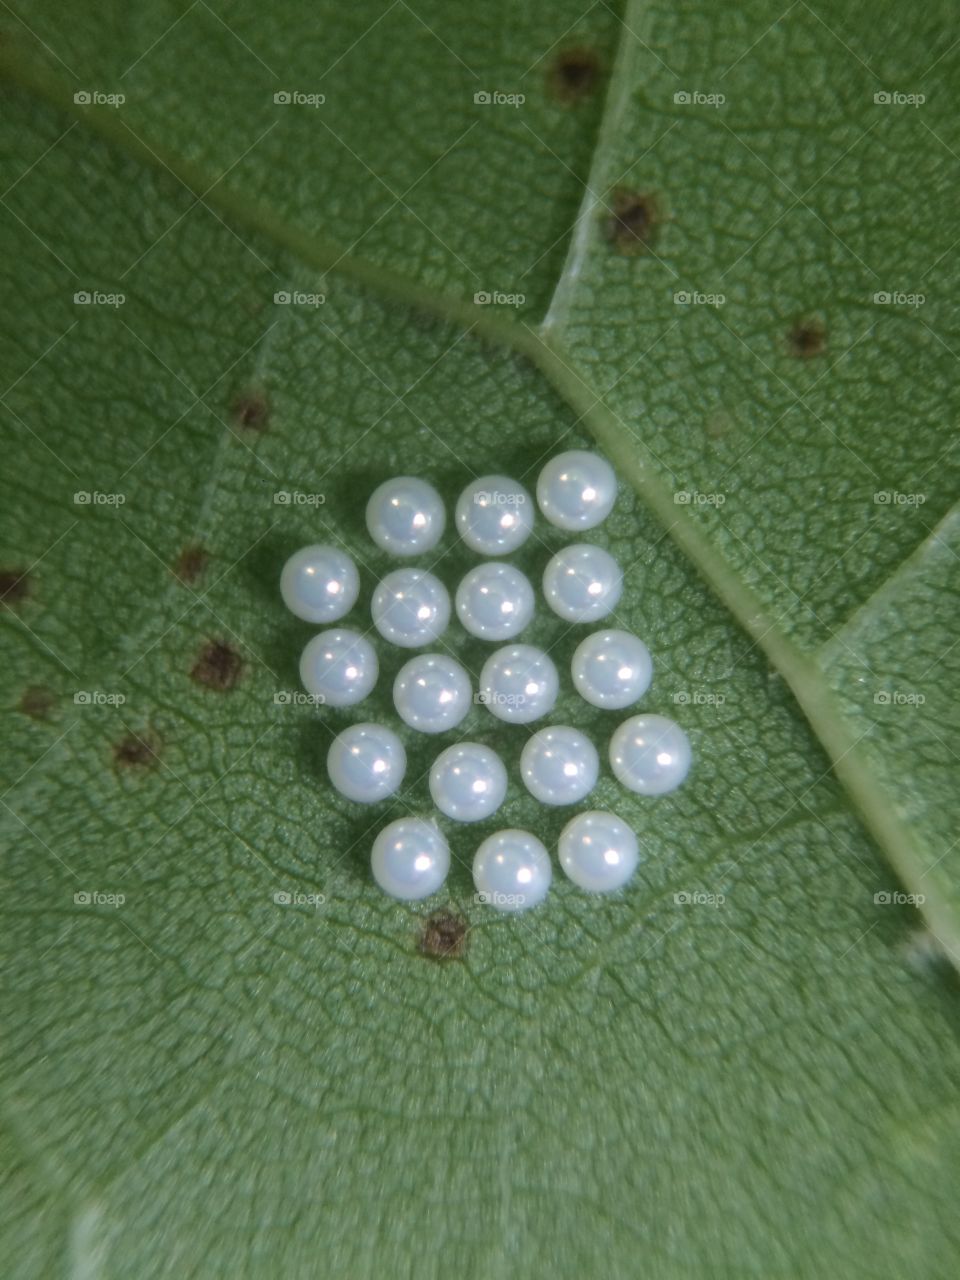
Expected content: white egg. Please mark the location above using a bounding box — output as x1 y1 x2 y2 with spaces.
393 653 472 734
455 561 535 641
455 474 534 553
365 476 445 556
327 722 406 803
609 714 691 795
299 629 378 707
536 450 617 531
558 811 639 892
280 543 359 624
542 544 623 623
478 644 559 723
571 629 652 709
473 829 552 912
429 742 507 823
371 568 450 648
371 818 450 900
519 725 599 805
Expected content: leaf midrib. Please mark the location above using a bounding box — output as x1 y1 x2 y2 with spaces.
1 34 955 967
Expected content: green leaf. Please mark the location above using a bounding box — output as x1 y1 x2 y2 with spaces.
2 2 959 1277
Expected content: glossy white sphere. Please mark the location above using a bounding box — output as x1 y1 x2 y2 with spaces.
299 629 378 707
393 653 472 734
519 726 599 806
609 714 691 796
371 568 450 648
543 544 623 623
558 811 639 892
371 818 450 900
327 722 406 803
455 562 535 641
455 474 534 554
473 829 552 912
571 629 652 709
478 644 559 724
536 450 617 531
366 476 445 556
280 543 359 624
429 742 507 823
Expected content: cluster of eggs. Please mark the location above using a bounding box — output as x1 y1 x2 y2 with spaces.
280 451 691 911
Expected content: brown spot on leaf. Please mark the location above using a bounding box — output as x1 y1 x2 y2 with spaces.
18 685 55 720
605 188 663 254
190 640 244 691
0 568 30 607
231 389 269 431
173 544 210 585
548 46 602 103
114 730 159 767
418 910 469 960
788 316 827 359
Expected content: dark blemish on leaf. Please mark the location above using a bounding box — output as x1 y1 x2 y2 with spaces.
173 544 210 585
788 316 827 359
190 640 244 691
605 189 663 254
231 389 269 431
114 730 159 768
18 685 55 720
548 46 602 103
0 568 30 607
418 910 469 960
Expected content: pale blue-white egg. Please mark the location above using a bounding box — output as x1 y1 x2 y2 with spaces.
393 653 472 734
536 450 617 531
542 544 623 623
327 722 406 803
371 568 450 648
366 476 445 556
571 629 652 709
455 475 534 554
280 543 359 624
609 714 691 795
429 742 507 822
371 818 450 900
455 562 535 641
519 725 599 805
473 829 552 912
299 629 377 707
478 644 558 723
558 811 639 892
